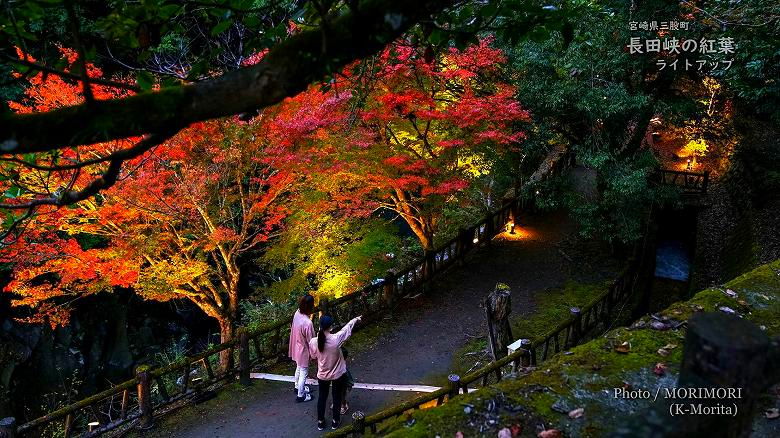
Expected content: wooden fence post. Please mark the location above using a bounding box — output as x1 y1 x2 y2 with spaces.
120 388 130 420
136 366 154 430
238 328 252 386
569 307 582 347
485 283 513 361
0 417 16 438
383 270 396 307
512 338 532 374
423 250 435 293
63 414 72 438
352 411 366 435
448 374 461 400
484 213 494 247
520 339 532 367
456 228 468 266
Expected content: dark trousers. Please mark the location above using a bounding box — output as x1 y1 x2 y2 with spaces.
317 374 348 423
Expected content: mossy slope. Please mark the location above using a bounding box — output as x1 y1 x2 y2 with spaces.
380 260 780 437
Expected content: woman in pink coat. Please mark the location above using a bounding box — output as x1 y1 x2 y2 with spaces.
288 294 315 402
309 314 361 430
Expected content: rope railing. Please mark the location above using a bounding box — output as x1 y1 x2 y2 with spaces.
326 259 641 437
15 150 574 438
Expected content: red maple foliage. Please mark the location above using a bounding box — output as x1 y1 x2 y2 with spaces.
262 38 530 250
2 39 529 356
2 52 294 365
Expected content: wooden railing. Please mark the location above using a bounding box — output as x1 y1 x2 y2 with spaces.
13 202 525 437
326 258 642 437
655 169 710 194
14 148 573 438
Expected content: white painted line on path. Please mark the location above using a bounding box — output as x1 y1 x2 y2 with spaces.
250 373 442 392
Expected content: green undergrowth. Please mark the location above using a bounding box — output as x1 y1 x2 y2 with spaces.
379 260 780 438
451 281 612 377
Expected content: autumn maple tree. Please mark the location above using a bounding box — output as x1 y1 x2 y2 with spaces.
263 38 530 251
2 38 528 358
2 53 293 366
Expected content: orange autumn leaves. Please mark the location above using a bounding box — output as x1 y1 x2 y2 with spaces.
3 38 529 326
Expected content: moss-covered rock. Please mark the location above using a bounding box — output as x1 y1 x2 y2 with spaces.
380 260 780 437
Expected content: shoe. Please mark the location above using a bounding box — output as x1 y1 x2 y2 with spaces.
295 393 312 403
317 420 325 431
340 403 349 415
304 385 311 393
331 420 340 430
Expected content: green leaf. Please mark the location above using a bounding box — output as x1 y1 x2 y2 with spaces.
136 71 155 91
211 20 233 36
4 187 22 199
159 5 182 19
160 77 180 89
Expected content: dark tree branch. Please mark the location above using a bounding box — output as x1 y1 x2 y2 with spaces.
0 141 150 171
0 132 174 209
1 0 456 155
63 0 94 102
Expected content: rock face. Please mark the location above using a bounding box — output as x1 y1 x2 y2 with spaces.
2 289 210 422
0 320 40 417
381 260 780 438
4 293 135 419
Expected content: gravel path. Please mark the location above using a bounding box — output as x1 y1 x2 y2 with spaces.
144 211 620 438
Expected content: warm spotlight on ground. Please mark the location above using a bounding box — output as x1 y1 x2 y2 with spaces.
497 226 534 240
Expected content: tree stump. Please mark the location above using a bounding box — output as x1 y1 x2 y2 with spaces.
677 312 770 437
485 283 513 361
614 312 772 438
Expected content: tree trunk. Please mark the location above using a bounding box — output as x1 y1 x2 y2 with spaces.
408 220 435 252
218 266 242 372
218 318 236 372
485 283 513 361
